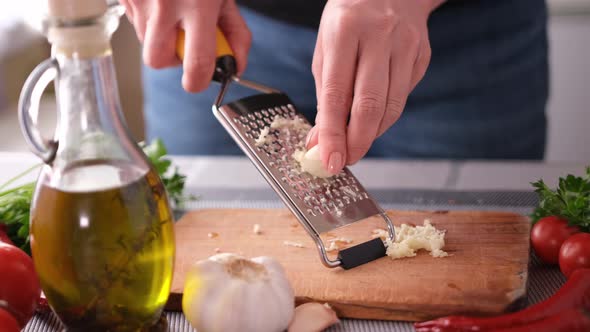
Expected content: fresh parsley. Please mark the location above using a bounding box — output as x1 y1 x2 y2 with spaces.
0 179 37 254
0 138 195 254
139 138 197 207
531 166 590 232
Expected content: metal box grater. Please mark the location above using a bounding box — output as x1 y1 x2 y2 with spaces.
211 78 395 269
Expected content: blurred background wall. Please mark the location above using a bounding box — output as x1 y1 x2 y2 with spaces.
0 0 588 161
0 1 144 144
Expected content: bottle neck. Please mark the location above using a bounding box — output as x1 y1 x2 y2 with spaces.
35 3 150 188
52 50 135 167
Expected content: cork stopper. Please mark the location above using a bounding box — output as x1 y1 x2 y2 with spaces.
45 0 116 58
48 0 108 21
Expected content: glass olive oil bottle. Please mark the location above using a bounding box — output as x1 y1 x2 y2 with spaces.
19 2 175 331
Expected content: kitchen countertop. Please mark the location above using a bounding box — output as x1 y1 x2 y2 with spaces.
1 152 586 332
0 151 587 192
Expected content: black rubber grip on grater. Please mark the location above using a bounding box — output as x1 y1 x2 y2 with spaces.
337 238 386 269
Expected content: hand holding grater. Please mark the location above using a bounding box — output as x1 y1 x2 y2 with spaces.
176 29 395 269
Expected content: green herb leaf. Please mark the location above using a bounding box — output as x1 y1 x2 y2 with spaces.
139 138 171 175
530 166 590 232
0 176 37 254
139 138 197 208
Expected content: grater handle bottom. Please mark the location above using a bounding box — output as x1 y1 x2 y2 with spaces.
337 238 386 269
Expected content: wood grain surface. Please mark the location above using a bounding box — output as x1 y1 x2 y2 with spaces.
165 208 531 321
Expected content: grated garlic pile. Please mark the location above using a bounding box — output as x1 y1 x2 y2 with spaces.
373 219 449 259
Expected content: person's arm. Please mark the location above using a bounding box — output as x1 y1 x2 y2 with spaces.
307 0 446 174
119 0 251 92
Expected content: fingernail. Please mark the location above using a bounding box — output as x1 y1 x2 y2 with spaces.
305 131 312 148
305 128 317 149
328 152 343 174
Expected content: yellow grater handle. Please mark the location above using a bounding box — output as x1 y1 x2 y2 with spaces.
176 28 236 82
176 28 234 59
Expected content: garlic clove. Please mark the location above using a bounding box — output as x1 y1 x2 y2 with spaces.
287 302 340 332
294 145 333 178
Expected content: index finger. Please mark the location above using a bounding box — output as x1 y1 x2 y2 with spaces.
181 8 219 92
317 30 358 175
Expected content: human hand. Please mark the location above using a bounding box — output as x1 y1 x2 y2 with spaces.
307 0 445 174
119 0 251 92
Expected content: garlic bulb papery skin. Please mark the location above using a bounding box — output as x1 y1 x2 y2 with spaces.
182 253 295 332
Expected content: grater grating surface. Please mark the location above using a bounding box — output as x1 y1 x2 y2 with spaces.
212 92 394 269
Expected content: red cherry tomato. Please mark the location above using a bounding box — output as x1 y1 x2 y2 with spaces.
0 242 41 328
530 216 580 264
0 307 20 332
559 232 590 278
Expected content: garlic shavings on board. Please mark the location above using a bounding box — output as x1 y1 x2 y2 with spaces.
283 240 305 248
325 237 354 252
253 223 262 235
327 237 352 244
325 241 339 252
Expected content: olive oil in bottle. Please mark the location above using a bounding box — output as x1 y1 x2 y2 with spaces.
30 161 175 331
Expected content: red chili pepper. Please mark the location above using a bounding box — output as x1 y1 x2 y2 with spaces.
492 307 590 332
0 223 14 245
414 268 590 332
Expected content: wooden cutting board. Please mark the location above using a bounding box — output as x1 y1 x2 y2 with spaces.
165 208 531 321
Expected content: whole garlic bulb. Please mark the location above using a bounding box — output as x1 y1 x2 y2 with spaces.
182 253 295 332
